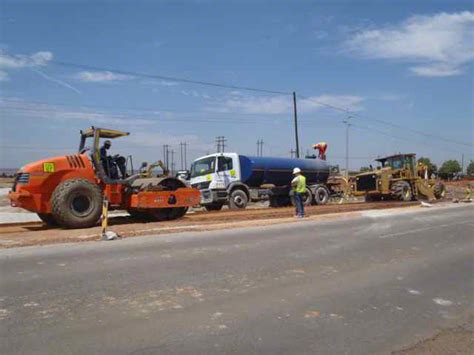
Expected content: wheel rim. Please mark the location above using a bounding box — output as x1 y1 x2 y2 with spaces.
403 187 411 199
317 191 326 201
69 194 93 217
233 194 246 208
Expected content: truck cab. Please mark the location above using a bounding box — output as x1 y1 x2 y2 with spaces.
190 153 242 210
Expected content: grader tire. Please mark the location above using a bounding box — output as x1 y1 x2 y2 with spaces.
433 182 446 199
391 181 413 201
37 213 58 227
51 179 103 229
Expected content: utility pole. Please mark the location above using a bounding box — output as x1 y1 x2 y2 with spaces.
256 139 264 156
292 92 300 158
170 150 175 175
163 144 169 170
215 136 226 153
461 153 464 174
216 136 221 153
184 142 188 169
343 116 352 178
180 143 184 170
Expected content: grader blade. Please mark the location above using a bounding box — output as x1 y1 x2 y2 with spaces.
415 180 436 201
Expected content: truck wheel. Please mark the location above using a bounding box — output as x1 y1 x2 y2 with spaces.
205 203 224 211
313 186 329 205
229 189 248 209
291 188 313 206
51 179 103 229
391 181 412 201
37 213 58 227
433 182 446 199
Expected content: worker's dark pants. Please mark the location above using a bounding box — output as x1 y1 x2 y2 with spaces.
294 192 304 217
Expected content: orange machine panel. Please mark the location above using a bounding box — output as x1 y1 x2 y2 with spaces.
9 154 96 214
129 188 200 209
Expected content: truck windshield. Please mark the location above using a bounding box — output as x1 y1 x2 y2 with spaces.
190 156 216 178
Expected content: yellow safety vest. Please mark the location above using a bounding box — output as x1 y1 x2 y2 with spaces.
294 175 306 193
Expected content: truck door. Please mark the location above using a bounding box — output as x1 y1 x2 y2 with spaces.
217 156 237 187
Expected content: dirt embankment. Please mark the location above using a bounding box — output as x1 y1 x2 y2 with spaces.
0 201 421 248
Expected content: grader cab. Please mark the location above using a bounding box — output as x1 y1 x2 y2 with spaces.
350 153 445 202
9 127 200 228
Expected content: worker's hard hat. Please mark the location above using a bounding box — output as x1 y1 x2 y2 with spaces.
104 140 112 147
293 167 301 174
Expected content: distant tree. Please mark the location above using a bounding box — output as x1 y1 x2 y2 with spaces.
438 160 461 180
467 160 474 176
417 157 438 175
359 166 371 172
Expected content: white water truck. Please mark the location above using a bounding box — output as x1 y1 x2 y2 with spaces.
190 153 344 211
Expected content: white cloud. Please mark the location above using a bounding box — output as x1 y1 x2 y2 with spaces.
409 63 462 77
0 50 53 68
0 98 151 126
209 94 364 115
344 11 474 77
75 71 134 82
180 89 211 100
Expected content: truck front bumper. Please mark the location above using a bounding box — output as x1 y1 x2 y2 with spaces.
200 188 228 205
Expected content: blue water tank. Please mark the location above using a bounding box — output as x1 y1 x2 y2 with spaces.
239 155 329 187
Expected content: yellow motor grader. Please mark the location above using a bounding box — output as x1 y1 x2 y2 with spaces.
350 154 445 202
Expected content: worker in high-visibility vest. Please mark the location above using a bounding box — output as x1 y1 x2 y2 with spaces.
313 142 328 160
291 167 306 218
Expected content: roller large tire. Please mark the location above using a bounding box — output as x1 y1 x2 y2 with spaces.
147 208 173 221
391 181 413 201
127 210 150 221
168 207 188 219
37 213 58 227
229 189 248 210
433 182 446 199
51 179 103 229
205 203 224 211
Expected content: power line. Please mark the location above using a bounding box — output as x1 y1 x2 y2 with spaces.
298 94 473 148
52 61 291 96
5 60 472 149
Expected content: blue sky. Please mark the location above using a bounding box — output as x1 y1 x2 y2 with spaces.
0 0 473 170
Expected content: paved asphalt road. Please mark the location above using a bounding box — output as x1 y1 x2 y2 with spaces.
1 204 473 354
